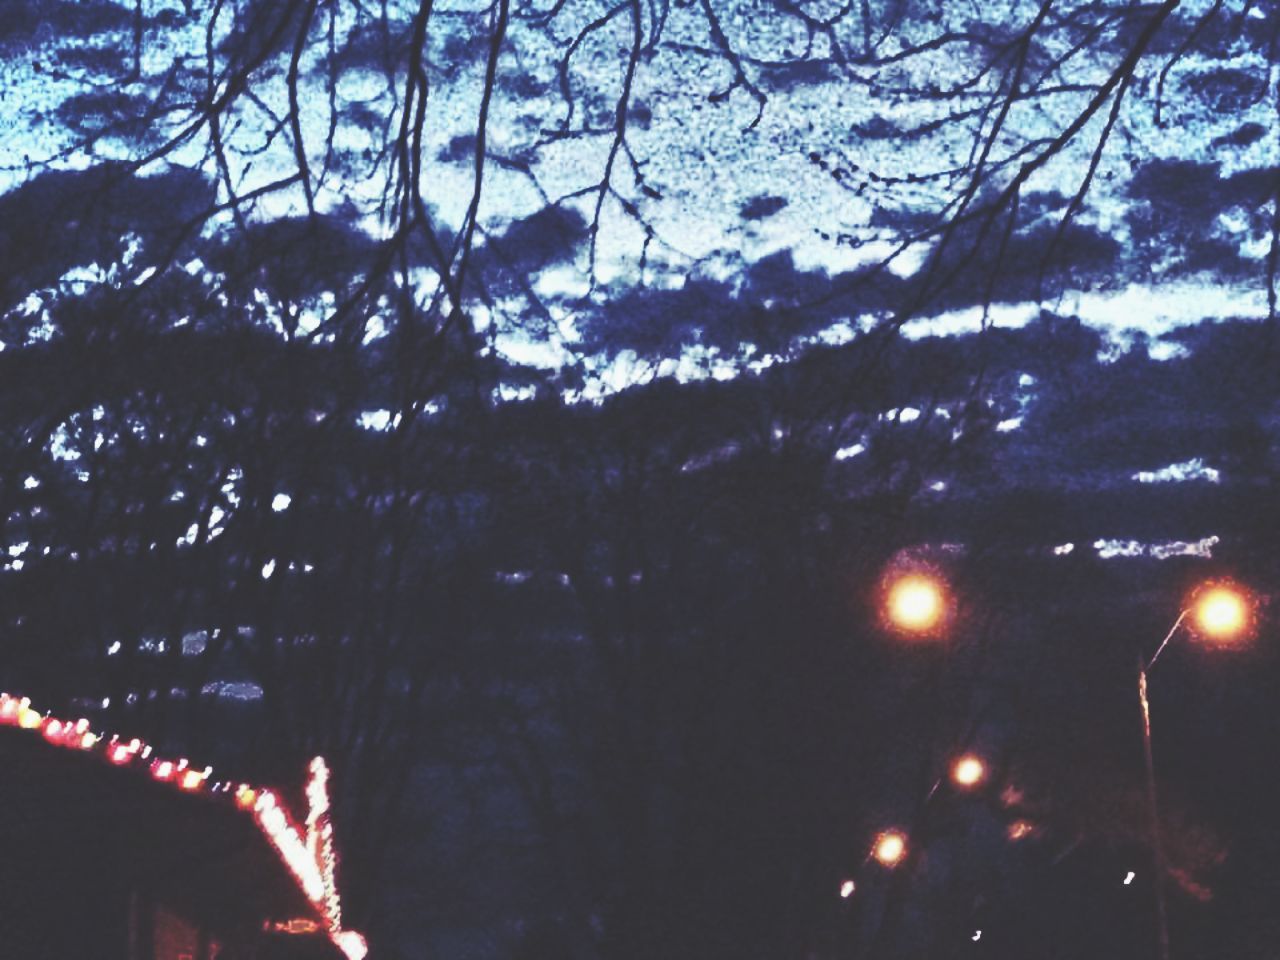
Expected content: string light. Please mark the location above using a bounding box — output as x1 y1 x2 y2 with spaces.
0 692 365 958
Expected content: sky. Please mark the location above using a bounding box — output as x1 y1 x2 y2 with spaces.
2 0 1275 384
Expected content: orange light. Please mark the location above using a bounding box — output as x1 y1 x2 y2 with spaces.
1006 819 1034 841
872 830 908 867
1191 584 1251 642
951 754 986 789
884 573 947 634
180 769 204 791
236 786 258 809
269 918 321 934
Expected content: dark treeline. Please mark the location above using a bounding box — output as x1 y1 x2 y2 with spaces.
3 165 1280 958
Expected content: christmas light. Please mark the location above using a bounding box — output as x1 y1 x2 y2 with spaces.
334 930 369 960
0 692 365 956
18 700 43 729
254 790 326 904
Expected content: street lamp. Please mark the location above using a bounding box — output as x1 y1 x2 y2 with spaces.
950 753 986 790
1139 579 1254 960
872 830 908 868
882 570 949 637
1189 582 1253 644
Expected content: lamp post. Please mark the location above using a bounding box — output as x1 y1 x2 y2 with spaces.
1139 581 1253 960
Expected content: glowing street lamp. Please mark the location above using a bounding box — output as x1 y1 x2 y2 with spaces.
883 571 948 636
1190 583 1252 644
1139 579 1254 960
950 754 986 790
872 829 908 868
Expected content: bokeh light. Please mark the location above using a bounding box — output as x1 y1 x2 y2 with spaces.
884 572 948 635
1190 583 1252 643
872 829 908 867
839 879 856 899
951 754 986 789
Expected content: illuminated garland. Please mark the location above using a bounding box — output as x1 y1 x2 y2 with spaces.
0 692 367 960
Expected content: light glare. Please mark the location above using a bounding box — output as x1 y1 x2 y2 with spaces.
951 754 986 789
886 573 946 633
873 830 907 867
1193 586 1248 641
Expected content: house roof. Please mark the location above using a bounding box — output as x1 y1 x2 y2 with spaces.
0 692 367 960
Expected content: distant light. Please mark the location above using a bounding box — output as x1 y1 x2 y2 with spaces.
262 559 276 579
236 786 258 809
972 930 982 942
839 879 856 899
180 769 204 791
1006 820 1034 841
107 640 121 656
873 830 908 867
951 754 986 789
152 760 175 781
271 493 292 512
884 572 947 635
1123 871 1135 886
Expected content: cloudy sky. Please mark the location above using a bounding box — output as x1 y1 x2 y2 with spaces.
1 0 1276 383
